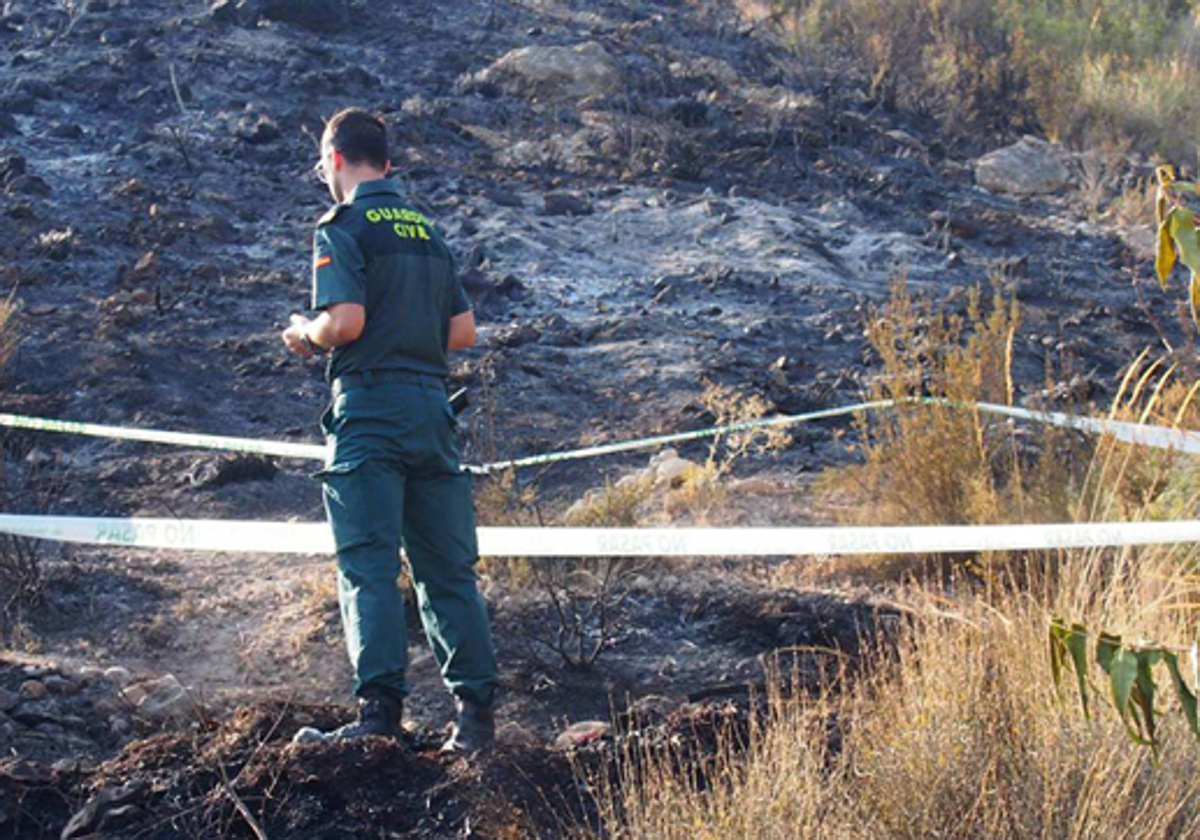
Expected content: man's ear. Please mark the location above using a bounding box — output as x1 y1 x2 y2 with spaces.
332 149 344 171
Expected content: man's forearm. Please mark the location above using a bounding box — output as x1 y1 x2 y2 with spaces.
305 311 357 349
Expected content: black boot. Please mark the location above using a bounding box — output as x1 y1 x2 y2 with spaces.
440 696 495 753
292 692 402 745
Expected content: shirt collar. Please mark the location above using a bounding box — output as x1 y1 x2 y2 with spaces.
349 177 403 202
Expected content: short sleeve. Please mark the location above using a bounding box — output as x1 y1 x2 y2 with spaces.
311 225 366 311
447 246 472 315
451 277 472 316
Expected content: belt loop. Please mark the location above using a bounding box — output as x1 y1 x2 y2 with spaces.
362 370 376 388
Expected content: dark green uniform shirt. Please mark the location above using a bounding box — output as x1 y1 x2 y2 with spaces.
311 177 471 382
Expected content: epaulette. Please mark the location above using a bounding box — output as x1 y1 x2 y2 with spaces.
316 202 350 227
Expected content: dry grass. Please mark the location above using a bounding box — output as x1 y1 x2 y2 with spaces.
593 533 1200 840
778 0 1200 158
0 290 17 374
815 276 1081 582
591 348 1200 839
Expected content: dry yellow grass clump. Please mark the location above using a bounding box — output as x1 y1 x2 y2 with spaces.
589 280 1200 839
594 540 1200 840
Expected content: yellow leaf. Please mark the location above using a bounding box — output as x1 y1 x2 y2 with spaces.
1192 273 1200 328
1157 212 1177 290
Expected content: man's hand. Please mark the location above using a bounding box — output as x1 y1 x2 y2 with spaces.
282 313 316 358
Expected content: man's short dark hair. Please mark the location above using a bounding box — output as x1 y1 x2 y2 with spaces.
324 107 389 169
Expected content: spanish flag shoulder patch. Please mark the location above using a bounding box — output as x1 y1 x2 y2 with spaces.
315 255 332 269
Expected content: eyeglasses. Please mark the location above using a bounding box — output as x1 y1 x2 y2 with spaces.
312 145 337 185
312 156 329 185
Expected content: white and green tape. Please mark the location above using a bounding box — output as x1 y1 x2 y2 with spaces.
1 513 1197 556
3 397 1198 476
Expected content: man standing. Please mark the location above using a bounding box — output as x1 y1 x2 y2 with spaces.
282 107 498 752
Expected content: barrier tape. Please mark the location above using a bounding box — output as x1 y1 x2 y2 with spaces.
0 413 327 461
0 513 1197 556
2 398 1197 477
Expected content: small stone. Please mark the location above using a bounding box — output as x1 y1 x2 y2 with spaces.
77 666 105 685
626 694 677 723
49 122 84 140
132 674 192 720
236 113 280 145
496 722 540 748
103 666 132 687
42 674 78 695
649 447 679 466
553 720 611 750
0 687 18 712
109 715 131 736
728 477 776 496
19 680 47 700
5 173 51 196
542 191 593 217
655 457 693 486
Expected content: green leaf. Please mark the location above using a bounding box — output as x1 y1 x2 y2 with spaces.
1168 208 1200 276
1049 619 1092 716
1164 652 1200 742
1097 632 1121 673
1110 648 1141 741
1133 651 1159 746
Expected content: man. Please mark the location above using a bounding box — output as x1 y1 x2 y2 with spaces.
282 107 498 752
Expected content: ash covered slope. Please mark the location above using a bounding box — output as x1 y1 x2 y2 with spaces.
0 0 1177 514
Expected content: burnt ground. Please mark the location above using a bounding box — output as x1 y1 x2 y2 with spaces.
0 0 1193 836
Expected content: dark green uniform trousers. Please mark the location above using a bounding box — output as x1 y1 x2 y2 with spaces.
315 373 497 708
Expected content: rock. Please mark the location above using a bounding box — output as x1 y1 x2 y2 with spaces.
626 694 677 723
1 760 52 784
470 42 621 100
553 720 611 750
728 477 776 496
214 0 351 32
51 757 79 774
0 151 25 184
236 113 280 145
127 39 156 62
42 674 78 695
264 0 350 31
11 699 59 726
19 679 47 700
0 112 19 136
0 687 18 712
495 722 540 748
103 666 132 687
77 666 105 685
974 136 1070 196
185 453 278 488
130 674 192 720
655 456 693 486
649 448 679 466
615 470 651 490
109 715 131 736
5 173 50 196
61 779 148 840
36 228 74 261
49 122 84 139
542 191 593 217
